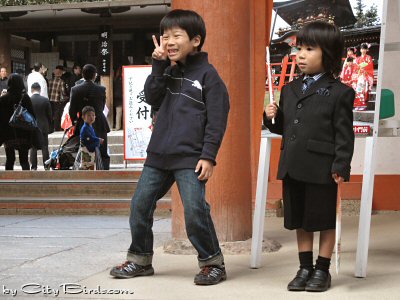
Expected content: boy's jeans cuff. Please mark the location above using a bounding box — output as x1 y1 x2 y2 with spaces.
127 251 153 266
198 251 224 268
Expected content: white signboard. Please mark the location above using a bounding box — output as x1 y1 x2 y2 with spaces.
123 66 152 160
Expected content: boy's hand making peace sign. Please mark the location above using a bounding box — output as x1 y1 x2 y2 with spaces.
151 35 168 61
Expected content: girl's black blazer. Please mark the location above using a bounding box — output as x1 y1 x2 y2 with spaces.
264 74 355 184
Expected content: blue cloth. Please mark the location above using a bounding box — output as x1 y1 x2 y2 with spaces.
80 122 100 152
127 166 224 267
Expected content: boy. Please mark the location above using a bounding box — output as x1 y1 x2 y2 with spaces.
110 9 230 285
79 106 104 170
265 21 354 292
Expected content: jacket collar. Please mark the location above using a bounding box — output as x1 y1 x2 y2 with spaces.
175 52 209 72
290 73 336 103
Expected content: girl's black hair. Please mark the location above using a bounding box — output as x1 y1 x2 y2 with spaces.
7 73 26 94
360 43 369 50
160 9 206 51
296 21 344 76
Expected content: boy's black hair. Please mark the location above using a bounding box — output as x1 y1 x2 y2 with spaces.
160 9 206 51
82 105 95 117
31 82 41 91
55 65 64 71
82 64 97 80
296 21 344 76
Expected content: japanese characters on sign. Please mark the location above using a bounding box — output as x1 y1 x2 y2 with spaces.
99 26 111 75
123 66 153 160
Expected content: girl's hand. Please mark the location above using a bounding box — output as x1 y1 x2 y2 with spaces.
151 35 168 61
195 159 214 181
99 138 104 144
332 173 344 184
265 103 278 120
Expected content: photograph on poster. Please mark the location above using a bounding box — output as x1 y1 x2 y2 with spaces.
122 66 152 160
266 0 382 138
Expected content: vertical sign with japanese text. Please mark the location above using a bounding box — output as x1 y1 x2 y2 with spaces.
123 66 152 160
99 26 111 76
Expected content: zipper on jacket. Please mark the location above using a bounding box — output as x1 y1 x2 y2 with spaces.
165 69 184 154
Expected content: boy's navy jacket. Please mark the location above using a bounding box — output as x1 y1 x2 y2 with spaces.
264 74 355 184
144 52 230 169
80 122 100 152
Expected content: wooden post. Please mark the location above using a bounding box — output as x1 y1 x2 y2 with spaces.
0 29 11 70
171 0 272 241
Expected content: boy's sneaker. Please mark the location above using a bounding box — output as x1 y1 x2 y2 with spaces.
109 261 154 279
194 265 227 285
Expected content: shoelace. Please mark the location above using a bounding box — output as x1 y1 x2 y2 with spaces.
117 261 135 270
199 266 222 276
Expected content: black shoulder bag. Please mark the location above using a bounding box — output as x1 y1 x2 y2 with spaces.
9 94 38 131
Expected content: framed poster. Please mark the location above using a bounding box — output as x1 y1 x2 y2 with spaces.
123 65 152 160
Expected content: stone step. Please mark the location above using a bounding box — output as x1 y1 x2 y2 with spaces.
0 152 141 166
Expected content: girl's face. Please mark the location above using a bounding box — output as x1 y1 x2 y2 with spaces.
296 44 324 75
361 48 368 56
347 50 354 57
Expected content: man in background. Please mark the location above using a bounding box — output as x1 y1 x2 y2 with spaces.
29 83 52 170
49 65 68 131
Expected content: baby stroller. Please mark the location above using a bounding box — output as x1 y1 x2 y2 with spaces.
44 125 80 170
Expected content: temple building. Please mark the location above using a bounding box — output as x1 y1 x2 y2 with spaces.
270 0 380 69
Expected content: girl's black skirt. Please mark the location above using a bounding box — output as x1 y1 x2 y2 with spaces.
282 175 338 232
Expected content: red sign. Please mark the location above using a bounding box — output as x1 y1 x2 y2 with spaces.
353 125 371 135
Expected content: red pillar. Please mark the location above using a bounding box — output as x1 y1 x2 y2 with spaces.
171 0 273 241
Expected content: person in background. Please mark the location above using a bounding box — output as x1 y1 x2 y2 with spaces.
79 105 104 170
354 43 374 111
0 74 35 170
69 64 110 169
49 65 68 131
0 67 9 95
27 62 48 98
29 83 52 170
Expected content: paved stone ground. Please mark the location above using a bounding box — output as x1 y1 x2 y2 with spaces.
1 214 400 300
0 215 171 297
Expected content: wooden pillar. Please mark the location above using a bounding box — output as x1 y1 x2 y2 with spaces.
171 0 272 242
250 1 273 201
0 28 11 70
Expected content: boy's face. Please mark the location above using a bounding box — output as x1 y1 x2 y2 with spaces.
162 27 201 64
296 44 324 75
83 111 96 125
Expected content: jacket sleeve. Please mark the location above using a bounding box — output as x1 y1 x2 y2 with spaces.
331 87 355 181
144 59 170 109
69 87 78 123
46 100 52 129
199 69 230 165
263 86 284 135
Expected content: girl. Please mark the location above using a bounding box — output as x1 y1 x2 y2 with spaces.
354 43 374 110
264 21 355 292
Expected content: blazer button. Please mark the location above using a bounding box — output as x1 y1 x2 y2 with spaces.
294 119 299 124
297 103 302 109
290 134 296 141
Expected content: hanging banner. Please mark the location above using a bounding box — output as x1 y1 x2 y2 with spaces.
99 26 111 75
123 65 152 160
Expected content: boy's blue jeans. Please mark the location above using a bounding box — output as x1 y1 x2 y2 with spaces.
127 166 224 268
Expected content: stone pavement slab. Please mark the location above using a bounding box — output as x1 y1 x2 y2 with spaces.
1 214 400 299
